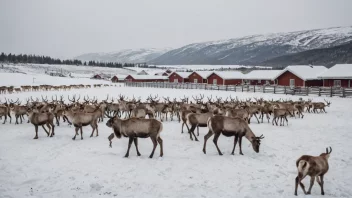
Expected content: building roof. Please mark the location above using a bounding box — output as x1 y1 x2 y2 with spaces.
243 70 282 80
277 65 327 80
170 72 192 78
318 64 352 79
112 74 128 79
209 71 244 80
126 75 168 80
192 71 213 79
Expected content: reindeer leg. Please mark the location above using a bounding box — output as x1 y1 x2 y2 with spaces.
2 114 6 124
254 113 260 124
50 122 55 136
133 138 141 156
124 137 134 158
181 122 185 133
266 113 270 123
80 126 83 140
188 125 195 141
42 125 49 136
157 137 163 157
285 116 289 126
95 122 99 137
90 123 95 137
197 125 199 136
307 176 315 194
149 136 158 158
238 136 244 155
213 133 223 155
72 127 78 140
34 125 39 139
203 130 213 154
8 112 11 124
231 135 238 155
320 175 325 195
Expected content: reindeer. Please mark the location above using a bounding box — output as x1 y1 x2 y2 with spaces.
8 98 28 124
294 147 332 196
186 112 213 141
203 115 264 155
312 99 331 113
0 99 11 124
63 106 101 140
106 115 164 158
27 107 55 139
272 108 290 126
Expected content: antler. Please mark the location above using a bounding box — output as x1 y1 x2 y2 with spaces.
326 147 332 154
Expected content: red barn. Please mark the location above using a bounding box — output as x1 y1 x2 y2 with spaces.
276 65 327 87
92 74 102 79
243 70 281 85
111 75 127 83
318 64 352 87
168 72 191 83
125 75 168 82
207 71 244 85
188 71 212 83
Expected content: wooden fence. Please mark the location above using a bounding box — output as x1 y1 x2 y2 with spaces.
124 82 352 98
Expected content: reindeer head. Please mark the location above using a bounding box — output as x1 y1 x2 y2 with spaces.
320 147 332 159
251 134 264 153
324 99 331 107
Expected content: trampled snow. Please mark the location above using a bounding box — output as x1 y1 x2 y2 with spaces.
0 72 351 198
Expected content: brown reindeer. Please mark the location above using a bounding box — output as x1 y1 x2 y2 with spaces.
203 115 264 155
313 99 331 113
63 106 101 140
106 115 163 158
27 107 55 139
294 147 332 196
186 112 213 141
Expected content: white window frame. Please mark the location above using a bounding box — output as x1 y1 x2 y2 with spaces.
194 79 198 83
258 80 261 83
265 80 269 85
334 80 341 87
213 79 217 85
349 80 351 88
290 79 295 87
174 78 178 83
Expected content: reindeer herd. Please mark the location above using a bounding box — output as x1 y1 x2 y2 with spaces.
0 93 334 195
0 83 111 94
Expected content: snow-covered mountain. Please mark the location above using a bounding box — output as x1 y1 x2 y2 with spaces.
75 48 171 63
150 26 352 65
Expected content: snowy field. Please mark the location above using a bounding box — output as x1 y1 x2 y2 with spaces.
0 73 352 198
0 63 134 77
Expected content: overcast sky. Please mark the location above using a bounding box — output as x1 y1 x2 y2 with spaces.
1 0 351 58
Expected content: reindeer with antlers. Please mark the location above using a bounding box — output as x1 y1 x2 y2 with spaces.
203 115 264 155
0 99 12 124
312 99 331 113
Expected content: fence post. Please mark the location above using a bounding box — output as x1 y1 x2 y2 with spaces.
241 85 243 92
274 86 276 94
343 88 346 97
330 86 333 97
284 86 287 94
226 85 228 91
318 87 321 96
263 86 265 93
306 87 309 96
254 85 256 93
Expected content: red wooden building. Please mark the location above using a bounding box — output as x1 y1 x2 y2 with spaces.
168 72 191 83
125 75 168 82
276 65 327 87
207 71 244 85
92 74 102 79
111 75 127 83
243 70 281 85
188 71 212 83
318 64 352 87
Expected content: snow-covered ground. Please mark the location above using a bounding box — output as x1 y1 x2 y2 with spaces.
0 73 351 198
0 63 135 78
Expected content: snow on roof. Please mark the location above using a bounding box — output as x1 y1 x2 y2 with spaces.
318 64 352 79
112 74 128 79
243 70 282 80
209 71 244 79
170 72 192 78
193 71 213 79
127 75 168 80
278 65 327 80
